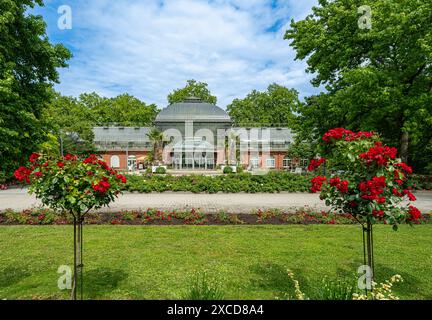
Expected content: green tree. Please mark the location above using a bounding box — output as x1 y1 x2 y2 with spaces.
168 80 217 104
226 84 300 127
44 92 159 155
0 0 71 178
285 0 432 170
286 141 315 160
81 92 159 126
43 92 96 155
106 93 159 126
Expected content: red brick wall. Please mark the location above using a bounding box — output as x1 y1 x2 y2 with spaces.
100 151 148 170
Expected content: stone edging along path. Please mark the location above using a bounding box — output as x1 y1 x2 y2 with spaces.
0 188 431 214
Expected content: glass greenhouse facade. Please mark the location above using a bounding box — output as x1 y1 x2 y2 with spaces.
93 97 298 171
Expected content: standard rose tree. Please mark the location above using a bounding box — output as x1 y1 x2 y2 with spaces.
14 153 127 299
308 128 420 286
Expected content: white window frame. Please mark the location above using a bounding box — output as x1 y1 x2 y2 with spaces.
110 155 120 168
266 156 275 168
127 155 137 170
283 157 292 168
250 157 260 167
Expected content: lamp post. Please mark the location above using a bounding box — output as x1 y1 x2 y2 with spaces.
59 131 64 157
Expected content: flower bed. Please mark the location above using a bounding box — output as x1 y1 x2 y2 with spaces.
408 174 432 191
1 207 430 226
122 171 312 193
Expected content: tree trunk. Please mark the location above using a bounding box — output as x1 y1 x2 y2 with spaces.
400 131 409 163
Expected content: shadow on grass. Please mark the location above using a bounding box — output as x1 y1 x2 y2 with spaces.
335 260 429 299
374 264 430 299
81 268 128 299
250 260 426 300
249 262 307 299
0 266 30 287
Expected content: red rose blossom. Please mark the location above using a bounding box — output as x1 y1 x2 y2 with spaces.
83 154 98 164
359 144 397 166
29 153 40 163
403 189 416 201
408 206 421 221
64 154 77 161
308 158 326 172
311 176 327 193
14 167 31 183
116 174 127 183
394 162 413 174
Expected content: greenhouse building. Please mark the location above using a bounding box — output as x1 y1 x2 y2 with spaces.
93 97 300 171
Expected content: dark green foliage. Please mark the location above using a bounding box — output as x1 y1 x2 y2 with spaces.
0 0 71 178
155 166 166 174
227 84 300 127
285 0 432 172
43 92 159 155
123 172 312 193
223 166 233 174
168 80 217 105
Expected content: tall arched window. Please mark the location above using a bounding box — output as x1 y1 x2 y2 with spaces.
110 155 120 168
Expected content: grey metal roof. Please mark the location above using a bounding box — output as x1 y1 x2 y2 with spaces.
155 98 231 122
231 127 294 142
93 126 152 144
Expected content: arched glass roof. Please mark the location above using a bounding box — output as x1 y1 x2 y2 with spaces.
155 97 231 123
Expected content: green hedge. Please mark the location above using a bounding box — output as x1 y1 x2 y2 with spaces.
409 175 432 190
122 171 312 193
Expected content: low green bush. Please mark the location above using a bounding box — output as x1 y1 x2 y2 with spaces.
223 166 233 174
155 166 166 174
409 174 432 190
123 171 312 193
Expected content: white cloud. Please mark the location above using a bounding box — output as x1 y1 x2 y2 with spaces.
48 0 319 108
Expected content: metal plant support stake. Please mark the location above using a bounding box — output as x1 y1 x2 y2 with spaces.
362 221 375 298
71 212 84 300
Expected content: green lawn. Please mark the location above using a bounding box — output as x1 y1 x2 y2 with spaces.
0 225 431 300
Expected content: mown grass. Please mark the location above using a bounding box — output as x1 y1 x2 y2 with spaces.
0 225 431 300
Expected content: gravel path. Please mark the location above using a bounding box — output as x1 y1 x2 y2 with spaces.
1 188 431 213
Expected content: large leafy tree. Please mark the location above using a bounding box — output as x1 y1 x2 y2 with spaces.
44 92 159 155
285 0 432 171
0 0 71 178
168 79 217 104
227 84 300 127
82 92 159 126
43 92 96 155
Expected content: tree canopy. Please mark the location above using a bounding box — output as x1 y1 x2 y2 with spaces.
167 80 217 105
0 0 71 178
43 92 159 155
227 84 300 127
285 0 432 172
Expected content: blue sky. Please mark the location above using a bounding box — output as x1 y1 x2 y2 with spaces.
34 0 319 108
